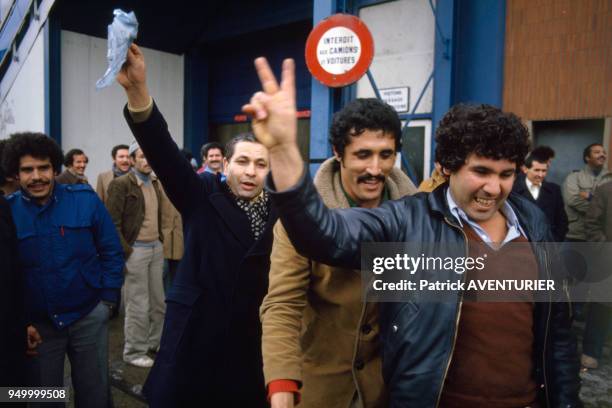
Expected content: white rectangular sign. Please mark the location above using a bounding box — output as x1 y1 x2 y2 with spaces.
380 87 410 113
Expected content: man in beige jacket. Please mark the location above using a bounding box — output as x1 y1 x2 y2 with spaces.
260 99 416 408
106 142 169 368
95 144 131 203
161 191 183 291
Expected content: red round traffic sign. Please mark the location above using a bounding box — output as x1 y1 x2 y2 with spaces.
305 14 374 88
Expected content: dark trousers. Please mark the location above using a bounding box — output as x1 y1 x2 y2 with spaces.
163 259 179 294
26 302 111 408
564 238 586 319
583 302 612 359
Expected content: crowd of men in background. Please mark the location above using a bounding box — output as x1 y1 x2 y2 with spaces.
0 47 610 407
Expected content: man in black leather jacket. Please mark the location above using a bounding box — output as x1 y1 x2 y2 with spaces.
243 58 581 407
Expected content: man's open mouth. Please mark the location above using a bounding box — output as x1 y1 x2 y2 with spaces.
474 197 495 208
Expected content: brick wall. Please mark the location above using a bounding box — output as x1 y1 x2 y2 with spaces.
503 0 612 120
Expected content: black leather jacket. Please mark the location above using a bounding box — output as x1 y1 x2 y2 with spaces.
270 173 581 408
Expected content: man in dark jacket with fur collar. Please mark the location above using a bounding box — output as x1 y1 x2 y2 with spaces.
243 58 581 408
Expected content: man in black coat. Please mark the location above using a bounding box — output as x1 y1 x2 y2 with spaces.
118 44 277 407
513 149 568 241
0 194 26 388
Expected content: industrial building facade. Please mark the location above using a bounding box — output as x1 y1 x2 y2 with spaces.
0 0 610 185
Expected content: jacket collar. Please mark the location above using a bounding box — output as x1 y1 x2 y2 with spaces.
208 184 255 249
427 184 454 221
18 181 62 212
513 174 528 194
127 171 157 187
208 185 278 252
514 175 555 197
313 157 417 209
427 183 546 241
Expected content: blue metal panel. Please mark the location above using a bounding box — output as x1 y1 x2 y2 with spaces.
184 50 208 161
309 0 337 175
0 0 30 52
201 0 313 43
44 12 61 142
431 0 455 168
453 0 506 107
353 0 396 8
207 21 311 125
398 113 432 121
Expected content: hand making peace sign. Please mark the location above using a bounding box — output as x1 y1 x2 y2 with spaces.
242 58 298 152
242 57 304 191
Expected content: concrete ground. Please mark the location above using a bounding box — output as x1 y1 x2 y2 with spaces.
576 322 612 408
107 315 149 408
63 314 148 408
62 311 611 407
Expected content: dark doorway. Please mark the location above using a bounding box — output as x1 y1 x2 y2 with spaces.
532 119 605 186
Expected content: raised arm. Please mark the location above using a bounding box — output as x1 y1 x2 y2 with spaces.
244 57 403 267
242 58 304 192
260 221 310 406
117 44 202 215
269 170 403 269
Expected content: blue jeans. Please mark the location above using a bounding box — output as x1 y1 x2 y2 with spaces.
583 302 612 360
26 301 111 408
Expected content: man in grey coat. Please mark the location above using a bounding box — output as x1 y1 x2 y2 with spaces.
563 143 612 242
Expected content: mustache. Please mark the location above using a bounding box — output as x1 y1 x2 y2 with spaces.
357 174 385 183
28 180 50 186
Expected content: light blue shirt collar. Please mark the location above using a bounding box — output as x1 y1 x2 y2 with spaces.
445 187 526 247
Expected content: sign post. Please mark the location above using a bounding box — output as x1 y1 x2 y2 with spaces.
305 14 374 88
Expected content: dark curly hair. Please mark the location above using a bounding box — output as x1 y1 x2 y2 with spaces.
530 145 555 162
64 148 88 167
434 104 530 172
525 146 555 168
200 142 225 160
111 144 129 159
2 132 63 176
329 98 401 157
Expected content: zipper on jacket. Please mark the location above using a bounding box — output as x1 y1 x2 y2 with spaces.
435 217 469 407
540 249 552 407
564 278 573 321
350 301 369 406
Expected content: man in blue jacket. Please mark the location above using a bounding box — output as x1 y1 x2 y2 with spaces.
2 132 124 408
242 58 581 407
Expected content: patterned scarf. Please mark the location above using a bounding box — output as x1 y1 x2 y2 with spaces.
225 183 270 240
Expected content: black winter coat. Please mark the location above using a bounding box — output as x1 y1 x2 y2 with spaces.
125 104 277 407
0 195 26 387
270 172 581 408
513 174 569 241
